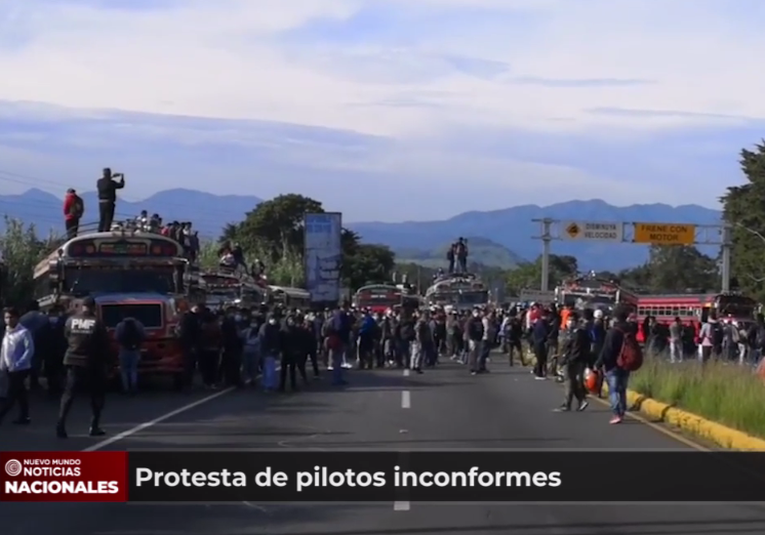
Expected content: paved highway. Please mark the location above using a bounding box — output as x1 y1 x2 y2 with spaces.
3 359 765 535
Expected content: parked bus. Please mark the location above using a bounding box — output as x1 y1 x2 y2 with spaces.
33 229 193 388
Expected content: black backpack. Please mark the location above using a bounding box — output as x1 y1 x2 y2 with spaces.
710 322 724 347
400 321 415 342
119 319 142 350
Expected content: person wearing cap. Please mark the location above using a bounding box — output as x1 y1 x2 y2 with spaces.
57 296 111 438
63 188 84 238
96 167 125 232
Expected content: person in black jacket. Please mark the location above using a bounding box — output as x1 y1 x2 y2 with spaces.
97 167 125 232
555 312 590 412
57 296 111 438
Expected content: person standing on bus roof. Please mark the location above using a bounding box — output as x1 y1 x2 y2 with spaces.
63 188 84 239
97 167 125 232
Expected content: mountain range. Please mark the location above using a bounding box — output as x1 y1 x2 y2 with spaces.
0 189 721 271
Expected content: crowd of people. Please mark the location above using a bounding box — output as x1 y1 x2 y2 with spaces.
643 312 765 365
0 293 646 437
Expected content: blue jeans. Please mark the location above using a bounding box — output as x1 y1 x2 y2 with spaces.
606 368 629 416
330 343 346 385
242 350 260 383
118 349 140 392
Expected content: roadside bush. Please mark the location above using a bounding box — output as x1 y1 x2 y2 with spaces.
0 217 54 307
629 356 765 439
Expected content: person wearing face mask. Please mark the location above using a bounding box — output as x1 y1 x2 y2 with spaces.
240 316 261 387
258 313 282 391
219 309 243 388
279 315 304 392
465 308 484 375
554 312 590 412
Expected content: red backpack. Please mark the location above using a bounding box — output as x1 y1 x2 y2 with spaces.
616 327 643 371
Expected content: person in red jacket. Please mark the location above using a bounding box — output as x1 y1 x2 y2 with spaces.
63 188 84 238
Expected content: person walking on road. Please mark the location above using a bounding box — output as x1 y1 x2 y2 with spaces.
0 307 35 426
594 305 641 425
554 311 589 412
57 296 111 438
97 167 125 232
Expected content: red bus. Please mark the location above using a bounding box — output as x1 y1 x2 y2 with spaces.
635 292 757 342
556 276 638 313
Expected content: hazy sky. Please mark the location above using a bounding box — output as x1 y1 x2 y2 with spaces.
0 0 762 222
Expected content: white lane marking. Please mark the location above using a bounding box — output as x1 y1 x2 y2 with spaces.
403 368 410 377
393 501 411 511
83 387 236 452
401 390 411 409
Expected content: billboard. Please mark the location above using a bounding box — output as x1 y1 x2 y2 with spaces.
304 212 342 303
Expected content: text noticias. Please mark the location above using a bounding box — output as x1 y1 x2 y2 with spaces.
135 466 562 491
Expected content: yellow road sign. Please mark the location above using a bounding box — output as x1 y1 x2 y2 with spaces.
633 222 695 245
565 222 580 238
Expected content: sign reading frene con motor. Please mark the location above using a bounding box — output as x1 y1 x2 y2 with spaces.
632 222 695 245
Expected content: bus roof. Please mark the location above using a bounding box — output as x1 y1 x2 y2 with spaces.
268 285 310 298
34 230 185 276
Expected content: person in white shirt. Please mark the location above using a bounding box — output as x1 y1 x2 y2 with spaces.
0 307 35 425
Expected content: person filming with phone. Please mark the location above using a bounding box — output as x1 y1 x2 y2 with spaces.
96 167 125 232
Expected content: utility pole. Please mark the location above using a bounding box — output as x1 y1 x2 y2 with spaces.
721 223 732 292
531 218 553 292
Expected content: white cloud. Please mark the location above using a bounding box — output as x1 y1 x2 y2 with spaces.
0 0 762 138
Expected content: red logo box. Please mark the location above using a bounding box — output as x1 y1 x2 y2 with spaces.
0 451 127 502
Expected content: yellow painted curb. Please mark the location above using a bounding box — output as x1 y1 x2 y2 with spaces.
519 352 765 451
619 387 765 451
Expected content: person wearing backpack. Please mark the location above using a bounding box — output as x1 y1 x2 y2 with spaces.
593 305 643 425
115 317 145 394
698 312 723 363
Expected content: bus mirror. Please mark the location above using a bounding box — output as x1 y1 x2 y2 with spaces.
48 260 61 285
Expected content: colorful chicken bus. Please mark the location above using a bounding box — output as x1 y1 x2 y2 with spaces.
424 272 489 312
33 229 193 388
555 276 639 314
635 292 757 343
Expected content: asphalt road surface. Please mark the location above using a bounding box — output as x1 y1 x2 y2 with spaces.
3 357 765 535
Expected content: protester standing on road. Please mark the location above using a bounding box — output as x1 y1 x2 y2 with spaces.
57 296 111 438
19 300 50 391
63 188 84 238
97 168 125 232
115 316 145 395
0 307 34 426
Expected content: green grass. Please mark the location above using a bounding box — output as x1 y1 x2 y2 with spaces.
522 350 765 439
629 356 765 439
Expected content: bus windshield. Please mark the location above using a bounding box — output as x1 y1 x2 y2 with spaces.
432 290 488 305
718 295 757 319
355 287 401 308
64 267 176 295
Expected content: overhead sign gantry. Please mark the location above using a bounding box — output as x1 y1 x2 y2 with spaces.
530 219 731 293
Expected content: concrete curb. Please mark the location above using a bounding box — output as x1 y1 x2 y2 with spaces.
518 352 765 450
618 387 765 451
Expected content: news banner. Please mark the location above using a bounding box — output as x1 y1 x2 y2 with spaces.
2 451 765 503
